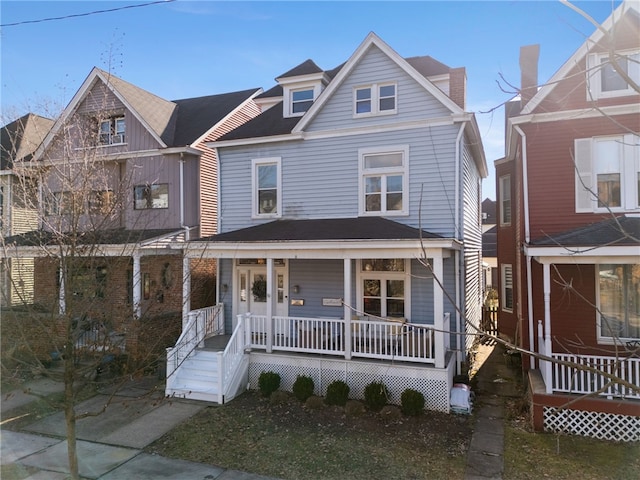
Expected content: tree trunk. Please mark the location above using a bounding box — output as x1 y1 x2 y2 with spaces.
64 336 80 480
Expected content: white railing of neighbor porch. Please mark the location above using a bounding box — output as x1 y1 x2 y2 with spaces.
166 304 224 381
551 352 640 400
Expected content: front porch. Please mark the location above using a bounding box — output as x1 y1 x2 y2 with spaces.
165 305 456 412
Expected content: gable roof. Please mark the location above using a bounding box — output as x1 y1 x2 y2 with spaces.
530 215 640 247
1 113 54 169
277 59 323 79
521 1 639 115
199 217 444 243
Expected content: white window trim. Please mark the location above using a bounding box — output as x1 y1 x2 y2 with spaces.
499 175 511 226
574 134 640 213
98 116 126 146
595 263 640 345
356 259 411 320
251 157 282 219
353 82 398 118
282 82 322 118
586 48 640 101
358 145 409 217
501 264 513 313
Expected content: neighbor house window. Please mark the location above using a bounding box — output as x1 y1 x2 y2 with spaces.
291 88 314 115
360 259 406 319
598 264 640 341
252 158 281 217
575 134 640 212
499 175 511 225
89 190 115 215
587 50 640 100
49 191 83 216
99 116 125 145
501 264 513 312
354 83 397 116
134 184 168 210
359 146 408 215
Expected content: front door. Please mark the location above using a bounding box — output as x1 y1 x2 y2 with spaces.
236 265 288 318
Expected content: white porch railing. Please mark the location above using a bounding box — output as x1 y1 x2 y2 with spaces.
166 304 224 381
243 314 442 365
218 313 249 401
551 353 640 400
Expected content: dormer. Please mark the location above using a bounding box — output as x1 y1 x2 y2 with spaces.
276 59 330 118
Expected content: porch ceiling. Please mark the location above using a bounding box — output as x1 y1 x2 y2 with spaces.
186 217 461 258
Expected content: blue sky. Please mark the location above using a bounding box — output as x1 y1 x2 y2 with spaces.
0 1 623 199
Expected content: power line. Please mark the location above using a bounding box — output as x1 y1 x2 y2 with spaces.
1 0 175 28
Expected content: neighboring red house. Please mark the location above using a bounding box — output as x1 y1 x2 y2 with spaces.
496 1 639 441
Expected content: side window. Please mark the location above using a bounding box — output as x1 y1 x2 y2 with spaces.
499 175 511 226
252 158 281 218
134 184 168 210
501 264 514 313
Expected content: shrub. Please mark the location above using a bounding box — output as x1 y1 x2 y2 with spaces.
292 375 315 402
380 405 402 421
269 390 290 405
345 399 365 416
400 388 425 416
325 380 350 406
364 382 389 412
304 395 324 410
258 371 281 397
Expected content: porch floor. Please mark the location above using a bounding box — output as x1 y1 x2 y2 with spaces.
202 335 232 351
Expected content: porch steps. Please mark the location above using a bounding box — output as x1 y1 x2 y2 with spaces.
166 349 223 404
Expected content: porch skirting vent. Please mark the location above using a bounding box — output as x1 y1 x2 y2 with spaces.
248 352 455 413
543 406 640 442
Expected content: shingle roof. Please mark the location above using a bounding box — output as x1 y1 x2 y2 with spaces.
531 216 640 247
405 56 451 77
277 59 323 79
171 88 260 146
3 228 182 247
1 113 54 169
217 101 302 140
199 217 443 242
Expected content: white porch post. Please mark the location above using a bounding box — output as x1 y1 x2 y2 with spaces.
58 260 66 315
343 258 352 360
433 254 445 369
543 262 553 394
182 254 191 330
266 258 274 353
132 252 141 319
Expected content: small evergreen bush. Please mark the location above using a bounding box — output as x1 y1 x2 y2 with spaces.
364 381 389 412
292 375 315 402
400 388 425 416
258 371 281 397
325 380 350 406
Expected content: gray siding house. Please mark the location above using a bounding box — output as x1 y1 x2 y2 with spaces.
171 33 487 412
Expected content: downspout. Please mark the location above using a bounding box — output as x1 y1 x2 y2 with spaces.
454 123 464 368
514 125 535 369
179 153 185 228
455 124 465 241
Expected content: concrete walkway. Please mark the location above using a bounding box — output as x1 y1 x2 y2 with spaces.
464 341 522 480
1 376 282 480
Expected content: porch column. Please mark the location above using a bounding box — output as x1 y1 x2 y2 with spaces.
343 258 352 360
433 254 445 368
182 254 191 331
543 262 553 394
266 258 274 353
132 252 141 319
58 260 66 315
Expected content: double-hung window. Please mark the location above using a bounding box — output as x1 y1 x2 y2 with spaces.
252 158 281 218
354 83 397 116
598 264 640 342
501 264 513 312
360 259 407 319
359 146 408 216
99 116 125 145
291 88 314 115
587 49 640 100
499 175 511 225
575 134 640 212
134 183 168 210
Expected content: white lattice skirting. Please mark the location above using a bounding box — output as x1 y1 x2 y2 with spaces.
248 352 454 412
543 406 640 442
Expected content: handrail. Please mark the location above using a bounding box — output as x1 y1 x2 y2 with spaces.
220 314 249 400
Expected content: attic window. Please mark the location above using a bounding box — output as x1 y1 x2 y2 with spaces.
99 116 125 145
354 83 397 117
292 88 314 114
587 50 640 100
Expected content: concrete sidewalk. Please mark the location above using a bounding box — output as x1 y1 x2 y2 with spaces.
464 341 523 480
1 376 282 480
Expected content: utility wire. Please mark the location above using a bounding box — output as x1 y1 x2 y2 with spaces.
1 0 175 28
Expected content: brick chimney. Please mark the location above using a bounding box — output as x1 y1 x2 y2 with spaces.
520 44 540 109
449 67 466 109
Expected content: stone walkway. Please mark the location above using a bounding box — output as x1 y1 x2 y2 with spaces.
464 341 522 479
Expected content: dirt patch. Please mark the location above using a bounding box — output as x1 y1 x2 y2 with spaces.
147 389 473 480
